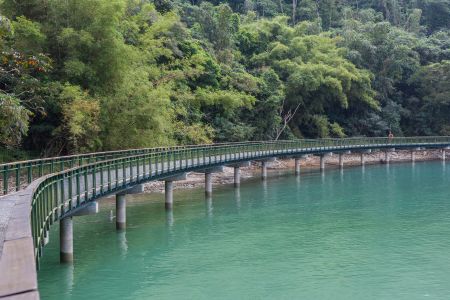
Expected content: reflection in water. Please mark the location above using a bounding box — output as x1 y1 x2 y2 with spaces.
340 168 344 183
165 210 174 228
109 210 115 222
116 231 128 258
234 189 241 211
62 264 74 295
262 180 268 203
205 195 213 219
165 210 175 244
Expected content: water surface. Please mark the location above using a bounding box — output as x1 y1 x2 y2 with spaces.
38 162 450 299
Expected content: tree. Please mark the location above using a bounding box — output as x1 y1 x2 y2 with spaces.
238 17 377 137
408 61 450 134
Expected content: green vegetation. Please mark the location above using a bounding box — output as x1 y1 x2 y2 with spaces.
0 0 449 158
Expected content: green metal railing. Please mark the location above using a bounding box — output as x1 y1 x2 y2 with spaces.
3 136 450 267
0 142 261 196
4 136 450 196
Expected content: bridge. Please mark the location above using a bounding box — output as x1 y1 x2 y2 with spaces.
1 137 449 299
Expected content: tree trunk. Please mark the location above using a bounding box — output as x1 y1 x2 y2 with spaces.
292 0 297 25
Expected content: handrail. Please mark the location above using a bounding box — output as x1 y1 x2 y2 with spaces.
2 136 449 195
0 141 264 195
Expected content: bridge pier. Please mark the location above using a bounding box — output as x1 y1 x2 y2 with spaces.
59 201 99 263
410 147 421 162
320 156 325 171
294 158 300 175
60 217 73 263
161 173 187 210
442 149 446 161
198 167 224 196
259 158 275 180
165 181 174 209
294 154 308 176
114 184 146 230
205 173 213 196
293 155 308 175
338 151 350 169
261 161 267 179
116 194 126 230
360 150 371 166
319 153 332 171
234 167 240 187
384 148 395 164
227 162 250 187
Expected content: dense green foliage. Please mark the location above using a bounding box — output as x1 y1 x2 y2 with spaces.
0 0 449 157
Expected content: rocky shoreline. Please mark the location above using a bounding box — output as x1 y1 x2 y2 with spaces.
143 149 446 193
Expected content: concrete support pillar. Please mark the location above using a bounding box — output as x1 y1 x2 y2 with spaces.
165 181 174 210
234 167 241 187
360 153 365 166
261 161 267 179
294 158 301 176
339 154 344 169
442 149 446 161
205 173 213 196
320 156 325 171
411 151 416 162
60 217 73 263
384 151 390 164
116 194 126 230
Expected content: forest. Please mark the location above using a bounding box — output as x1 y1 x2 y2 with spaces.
0 0 449 160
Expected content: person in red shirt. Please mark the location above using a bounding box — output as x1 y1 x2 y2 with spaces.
388 131 394 142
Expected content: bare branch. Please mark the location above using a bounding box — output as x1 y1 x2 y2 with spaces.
275 102 301 140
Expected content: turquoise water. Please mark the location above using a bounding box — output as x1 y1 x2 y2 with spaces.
38 162 450 299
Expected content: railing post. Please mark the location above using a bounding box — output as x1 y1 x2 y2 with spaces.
68 172 73 210
15 164 20 191
76 172 81 206
3 165 9 195
27 162 32 184
84 169 88 202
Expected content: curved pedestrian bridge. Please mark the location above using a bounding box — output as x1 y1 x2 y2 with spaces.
1 137 450 299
